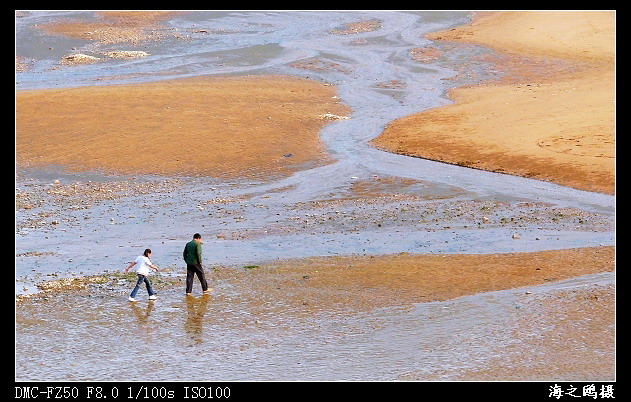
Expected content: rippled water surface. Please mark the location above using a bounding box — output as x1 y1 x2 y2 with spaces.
15 271 614 381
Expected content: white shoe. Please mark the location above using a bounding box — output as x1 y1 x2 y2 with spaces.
149 295 157 300
128 297 137 302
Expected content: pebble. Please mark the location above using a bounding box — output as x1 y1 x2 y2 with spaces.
61 54 99 65
318 113 349 120
101 51 149 59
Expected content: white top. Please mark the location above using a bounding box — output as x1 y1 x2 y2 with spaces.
134 255 153 276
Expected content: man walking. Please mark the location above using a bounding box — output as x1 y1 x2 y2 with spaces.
183 233 211 295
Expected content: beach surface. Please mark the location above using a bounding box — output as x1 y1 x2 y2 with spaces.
371 11 615 194
16 247 614 381
15 11 615 382
39 11 179 45
16 75 349 180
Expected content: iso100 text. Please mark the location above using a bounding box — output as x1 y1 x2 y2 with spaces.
183 387 231 399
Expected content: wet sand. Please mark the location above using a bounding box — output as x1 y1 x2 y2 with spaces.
23 246 612 310
227 247 615 381
371 11 615 194
15 11 615 381
16 247 614 380
400 280 615 381
39 11 179 45
216 246 614 313
16 75 349 180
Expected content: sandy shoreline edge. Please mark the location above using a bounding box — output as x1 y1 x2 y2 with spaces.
18 246 614 305
372 11 615 194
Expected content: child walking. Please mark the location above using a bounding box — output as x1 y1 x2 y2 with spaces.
125 248 159 302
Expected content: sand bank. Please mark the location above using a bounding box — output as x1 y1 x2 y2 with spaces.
16 75 349 180
39 11 179 45
372 11 615 194
229 246 614 313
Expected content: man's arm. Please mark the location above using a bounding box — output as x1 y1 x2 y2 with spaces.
196 243 202 264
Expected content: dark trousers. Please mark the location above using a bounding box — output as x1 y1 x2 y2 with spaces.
186 263 208 293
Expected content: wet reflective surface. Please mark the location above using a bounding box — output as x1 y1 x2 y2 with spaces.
15 271 614 381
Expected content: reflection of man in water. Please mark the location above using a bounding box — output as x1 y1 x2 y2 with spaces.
185 294 210 346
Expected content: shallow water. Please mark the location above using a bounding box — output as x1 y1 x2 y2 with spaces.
15 271 614 381
16 11 615 381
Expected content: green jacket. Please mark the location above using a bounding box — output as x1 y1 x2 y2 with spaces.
183 240 202 265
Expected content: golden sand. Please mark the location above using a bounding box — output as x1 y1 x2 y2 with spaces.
372 11 615 194
229 246 614 313
16 75 349 180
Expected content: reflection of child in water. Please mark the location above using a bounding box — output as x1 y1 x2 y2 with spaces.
129 301 155 341
130 300 154 325
125 248 159 302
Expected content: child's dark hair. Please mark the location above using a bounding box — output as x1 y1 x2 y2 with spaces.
193 233 201 239
143 249 152 257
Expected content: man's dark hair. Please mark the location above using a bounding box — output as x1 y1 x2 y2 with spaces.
193 233 201 239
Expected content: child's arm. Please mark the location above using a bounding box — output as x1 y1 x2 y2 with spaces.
124 261 136 273
150 263 159 272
